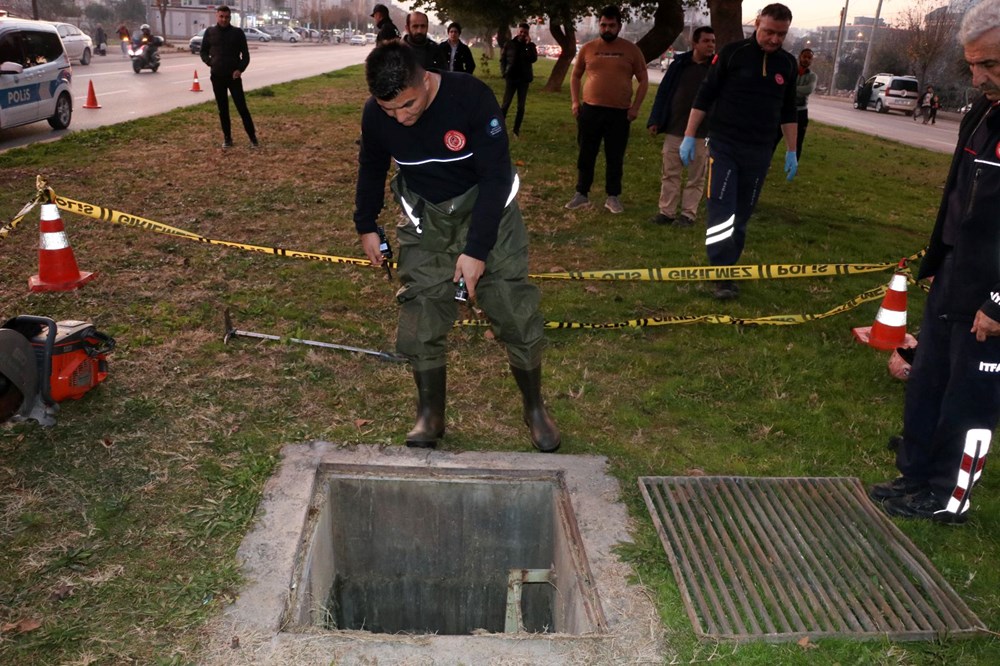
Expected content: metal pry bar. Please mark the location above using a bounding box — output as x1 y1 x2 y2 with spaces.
223 308 406 363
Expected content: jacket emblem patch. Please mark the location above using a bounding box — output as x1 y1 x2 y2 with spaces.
775 73 785 85
444 130 467 151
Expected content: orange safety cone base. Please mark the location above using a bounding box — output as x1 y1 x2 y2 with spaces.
190 70 203 92
852 327 917 350
83 81 101 109
29 270 98 293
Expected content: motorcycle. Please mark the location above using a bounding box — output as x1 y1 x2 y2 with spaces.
129 35 163 73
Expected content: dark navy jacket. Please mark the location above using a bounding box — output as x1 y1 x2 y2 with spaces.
920 96 1000 322
646 50 695 134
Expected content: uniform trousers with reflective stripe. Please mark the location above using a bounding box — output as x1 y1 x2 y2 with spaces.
390 175 546 373
897 252 1000 510
703 137 772 266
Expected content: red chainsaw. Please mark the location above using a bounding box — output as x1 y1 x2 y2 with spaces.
0 316 114 427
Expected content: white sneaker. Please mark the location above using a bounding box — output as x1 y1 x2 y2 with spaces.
564 192 591 210
604 196 624 214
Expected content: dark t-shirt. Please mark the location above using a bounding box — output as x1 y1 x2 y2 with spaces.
667 60 710 137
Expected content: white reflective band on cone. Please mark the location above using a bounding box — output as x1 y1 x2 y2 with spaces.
889 274 908 291
875 307 907 327
40 232 69 250
40 203 60 221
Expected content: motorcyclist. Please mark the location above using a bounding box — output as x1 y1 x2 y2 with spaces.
132 23 160 69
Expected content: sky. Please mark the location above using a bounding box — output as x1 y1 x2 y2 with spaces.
742 1 947 30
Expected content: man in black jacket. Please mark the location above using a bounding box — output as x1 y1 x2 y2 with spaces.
680 3 797 300
200 5 257 148
500 23 537 137
439 22 475 74
371 4 399 45
870 0 1000 525
403 11 442 70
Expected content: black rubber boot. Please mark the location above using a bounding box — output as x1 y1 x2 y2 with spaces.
510 365 561 452
405 366 446 448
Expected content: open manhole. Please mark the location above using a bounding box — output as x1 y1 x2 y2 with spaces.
208 444 662 664
288 466 606 636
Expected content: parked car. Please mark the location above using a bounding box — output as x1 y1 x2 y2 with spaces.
243 27 272 42
349 34 367 46
0 15 73 131
364 32 376 44
49 21 93 65
853 73 919 115
189 28 205 54
277 28 300 43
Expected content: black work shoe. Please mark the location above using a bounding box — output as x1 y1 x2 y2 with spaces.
676 215 696 227
222 139 234 149
886 434 904 451
881 488 968 525
869 476 928 501
712 280 739 300
648 212 674 226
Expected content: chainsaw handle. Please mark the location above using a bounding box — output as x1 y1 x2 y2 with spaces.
3 315 57 405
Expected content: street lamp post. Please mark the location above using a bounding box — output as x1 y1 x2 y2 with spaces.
861 0 885 81
830 0 850 95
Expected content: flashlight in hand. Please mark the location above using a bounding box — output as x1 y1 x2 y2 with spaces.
376 225 393 280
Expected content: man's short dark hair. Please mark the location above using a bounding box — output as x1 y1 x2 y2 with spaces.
217 5 231 13
799 47 813 55
448 22 462 34
366 41 423 101
600 6 622 23
518 22 530 31
760 3 792 22
692 26 715 43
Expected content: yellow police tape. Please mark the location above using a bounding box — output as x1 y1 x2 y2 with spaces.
1 185 925 329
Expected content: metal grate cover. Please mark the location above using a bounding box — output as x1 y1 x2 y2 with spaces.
639 476 988 642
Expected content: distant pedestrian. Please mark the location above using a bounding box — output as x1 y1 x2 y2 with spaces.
117 23 130 59
440 22 475 74
916 85 935 123
930 93 941 124
680 3 798 300
94 24 107 56
201 6 259 149
371 3 399 45
565 5 649 215
646 26 716 228
403 11 443 70
500 22 537 137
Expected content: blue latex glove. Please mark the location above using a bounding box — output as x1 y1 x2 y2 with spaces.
679 136 696 166
784 150 798 181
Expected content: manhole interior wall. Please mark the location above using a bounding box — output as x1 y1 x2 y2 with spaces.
287 465 604 636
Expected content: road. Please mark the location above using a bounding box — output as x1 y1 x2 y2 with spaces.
646 66 961 155
0 41 370 152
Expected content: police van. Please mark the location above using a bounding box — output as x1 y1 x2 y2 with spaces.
0 12 73 132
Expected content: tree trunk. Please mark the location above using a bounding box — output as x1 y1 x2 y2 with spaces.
635 0 685 64
707 0 745 49
543 20 577 93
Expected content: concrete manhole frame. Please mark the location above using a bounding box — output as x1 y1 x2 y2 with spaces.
205 442 664 665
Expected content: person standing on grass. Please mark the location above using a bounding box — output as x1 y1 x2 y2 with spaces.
680 2 797 301
440 22 475 74
869 0 1000 525
646 26 716 228
201 5 259 149
403 11 443 70
772 48 817 160
565 5 649 215
500 23 537 138
352 42 560 453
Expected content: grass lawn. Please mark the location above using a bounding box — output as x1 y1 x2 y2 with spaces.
0 57 997 664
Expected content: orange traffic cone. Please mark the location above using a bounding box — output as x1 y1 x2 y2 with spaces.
853 263 914 350
82 80 101 109
191 70 203 92
28 203 98 292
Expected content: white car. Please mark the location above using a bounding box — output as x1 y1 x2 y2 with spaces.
243 27 272 42
349 34 366 46
50 22 93 65
0 16 73 131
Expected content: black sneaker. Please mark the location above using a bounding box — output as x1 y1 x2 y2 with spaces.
676 215 696 228
869 476 927 501
648 213 674 226
222 139 234 149
713 281 739 300
250 138 260 148
881 488 967 525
